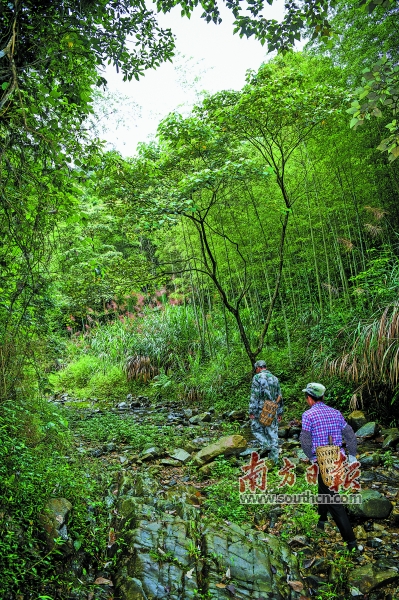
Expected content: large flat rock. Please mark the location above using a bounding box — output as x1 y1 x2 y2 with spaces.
193 435 247 466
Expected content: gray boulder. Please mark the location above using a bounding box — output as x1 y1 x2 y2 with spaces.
115 487 307 600
348 489 393 519
355 421 379 438
347 410 368 432
39 498 73 553
348 564 399 594
382 428 399 449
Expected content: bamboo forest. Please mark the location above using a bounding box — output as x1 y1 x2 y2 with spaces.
1 0 399 598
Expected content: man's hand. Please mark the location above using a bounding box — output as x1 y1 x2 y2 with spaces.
249 414 255 419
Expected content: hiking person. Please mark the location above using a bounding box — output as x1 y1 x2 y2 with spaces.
300 382 359 551
249 360 283 465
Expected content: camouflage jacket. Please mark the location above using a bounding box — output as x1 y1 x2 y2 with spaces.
249 370 283 420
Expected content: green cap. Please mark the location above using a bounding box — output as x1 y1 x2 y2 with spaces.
302 382 326 398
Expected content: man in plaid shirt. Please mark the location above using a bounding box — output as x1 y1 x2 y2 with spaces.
300 382 358 551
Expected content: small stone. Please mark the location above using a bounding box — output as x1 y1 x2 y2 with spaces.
359 452 380 467
198 462 216 477
140 447 161 461
239 447 259 457
188 414 201 425
182 441 198 454
368 538 383 548
354 525 367 540
350 586 363 596
160 458 180 466
90 449 103 457
183 409 193 418
289 535 310 546
389 505 399 525
169 449 191 463
227 409 246 421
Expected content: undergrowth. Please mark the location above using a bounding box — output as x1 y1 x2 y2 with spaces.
0 399 111 599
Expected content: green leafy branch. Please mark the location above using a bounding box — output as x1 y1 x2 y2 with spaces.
347 56 399 161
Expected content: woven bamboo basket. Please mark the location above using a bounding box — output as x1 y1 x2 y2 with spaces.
316 436 340 488
259 395 281 427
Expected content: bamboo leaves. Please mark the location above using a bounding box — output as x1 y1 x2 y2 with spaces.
347 57 399 161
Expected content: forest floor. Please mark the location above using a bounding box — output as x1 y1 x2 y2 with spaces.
50 393 399 600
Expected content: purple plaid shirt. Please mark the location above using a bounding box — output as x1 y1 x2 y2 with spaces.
301 402 347 461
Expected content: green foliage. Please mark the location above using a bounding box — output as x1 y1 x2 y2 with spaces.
50 356 131 402
50 355 102 391
68 410 186 451
203 458 251 524
157 0 394 52
0 399 111 598
348 57 399 161
381 450 395 468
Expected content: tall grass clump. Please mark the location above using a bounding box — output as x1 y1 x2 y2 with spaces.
326 302 399 415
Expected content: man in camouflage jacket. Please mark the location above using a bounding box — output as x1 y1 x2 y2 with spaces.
249 360 283 465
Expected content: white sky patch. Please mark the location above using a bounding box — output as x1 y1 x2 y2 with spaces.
95 2 286 156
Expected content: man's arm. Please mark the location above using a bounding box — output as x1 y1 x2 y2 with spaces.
342 424 357 458
300 412 313 460
300 430 313 460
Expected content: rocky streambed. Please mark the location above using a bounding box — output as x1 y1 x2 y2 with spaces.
45 397 399 600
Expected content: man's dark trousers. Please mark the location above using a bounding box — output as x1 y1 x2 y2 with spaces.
317 473 356 544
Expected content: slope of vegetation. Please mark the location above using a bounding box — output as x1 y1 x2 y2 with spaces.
1 0 399 596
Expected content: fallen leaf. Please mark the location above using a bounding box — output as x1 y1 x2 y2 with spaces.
186 568 194 579
226 567 231 578
107 528 116 547
94 577 113 586
216 583 226 588
226 584 236 595
271 565 277 574
288 581 303 592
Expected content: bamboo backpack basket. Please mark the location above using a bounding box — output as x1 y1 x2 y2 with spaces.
259 395 281 427
316 435 340 488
